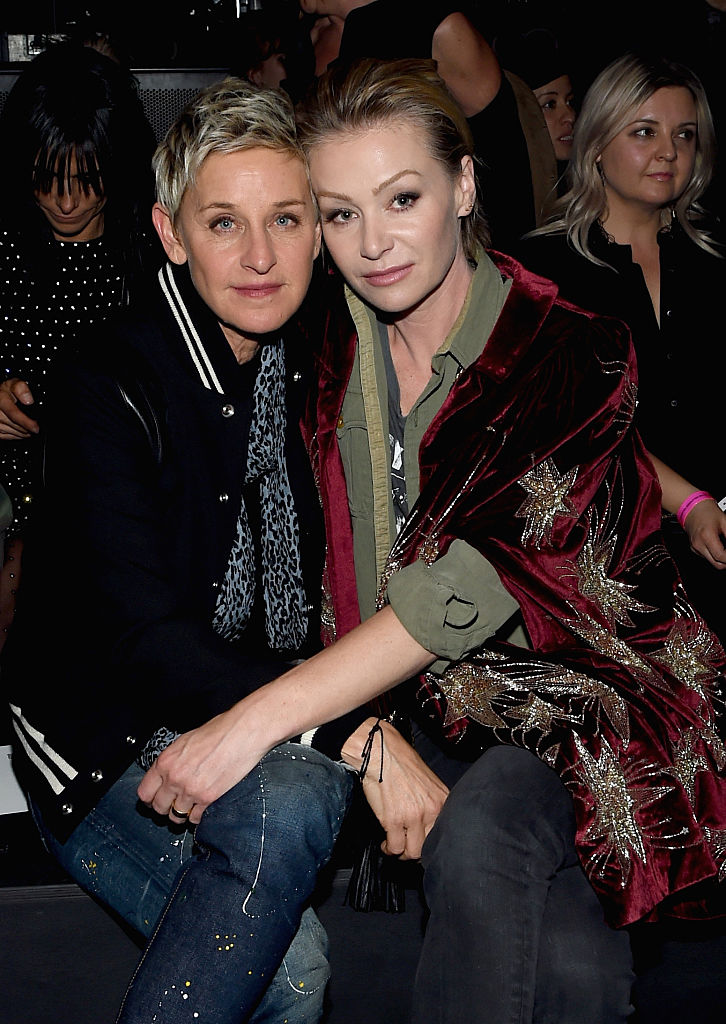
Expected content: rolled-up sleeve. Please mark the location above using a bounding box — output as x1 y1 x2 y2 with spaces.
386 539 520 672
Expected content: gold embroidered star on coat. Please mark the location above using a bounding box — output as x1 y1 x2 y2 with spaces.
516 457 579 548
702 826 726 882
435 663 512 729
574 532 654 628
434 656 631 747
669 729 712 804
571 734 674 885
507 693 567 734
567 609 659 688
701 726 726 771
651 611 723 705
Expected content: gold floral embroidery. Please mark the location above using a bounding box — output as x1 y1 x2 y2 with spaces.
418 533 440 567
597 353 637 436
701 726 726 771
617 376 638 436
376 554 404 611
651 598 724 708
566 609 663 689
669 729 712 804
702 826 726 882
542 742 560 768
507 693 566 734
320 559 337 646
569 734 676 886
437 666 512 730
567 529 654 628
516 457 579 549
431 655 630 747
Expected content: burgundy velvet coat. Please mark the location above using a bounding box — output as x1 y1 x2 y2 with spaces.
303 252 726 928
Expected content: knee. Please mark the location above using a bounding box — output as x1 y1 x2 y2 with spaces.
199 745 353 859
422 746 576 882
260 744 354 839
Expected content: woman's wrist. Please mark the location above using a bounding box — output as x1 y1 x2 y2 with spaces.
341 716 382 771
677 490 714 529
228 684 299 759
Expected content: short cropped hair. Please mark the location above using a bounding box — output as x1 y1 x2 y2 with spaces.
534 52 720 260
153 76 305 224
295 57 489 260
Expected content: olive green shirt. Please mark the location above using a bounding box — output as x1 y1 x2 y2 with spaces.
336 252 527 672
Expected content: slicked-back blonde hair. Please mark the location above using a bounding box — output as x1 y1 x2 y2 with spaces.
534 53 721 261
295 57 489 261
153 76 306 224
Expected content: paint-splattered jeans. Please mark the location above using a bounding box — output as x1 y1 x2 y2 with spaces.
35 743 355 1024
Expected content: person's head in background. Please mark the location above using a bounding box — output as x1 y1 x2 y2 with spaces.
152 76 321 358
297 0 367 20
559 52 719 261
0 41 155 248
295 57 486 319
494 27 576 164
230 8 318 103
65 11 133 67
230 10 289 90
533 74 576 163
297 0 382 80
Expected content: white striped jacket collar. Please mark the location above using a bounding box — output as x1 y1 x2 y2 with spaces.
158 262 225 394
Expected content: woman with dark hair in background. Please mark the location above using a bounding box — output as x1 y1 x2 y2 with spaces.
516 52 726 648
0 40 161 645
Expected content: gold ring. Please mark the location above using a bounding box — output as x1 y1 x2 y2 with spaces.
170 800 192 820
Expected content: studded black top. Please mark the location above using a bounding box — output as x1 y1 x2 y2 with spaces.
1 228 127 533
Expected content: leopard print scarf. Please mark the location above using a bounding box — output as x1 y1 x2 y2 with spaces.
212 340 308 650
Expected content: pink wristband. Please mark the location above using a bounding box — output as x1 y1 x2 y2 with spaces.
677 490 713 529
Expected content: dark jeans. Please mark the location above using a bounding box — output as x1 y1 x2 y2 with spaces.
413 740 635 1024
37 744 354 1024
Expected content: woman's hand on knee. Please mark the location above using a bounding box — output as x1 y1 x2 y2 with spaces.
342 720 449 860
137 705 270 825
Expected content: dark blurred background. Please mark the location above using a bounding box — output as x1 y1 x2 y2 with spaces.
0 1 713 77
0 2 722 115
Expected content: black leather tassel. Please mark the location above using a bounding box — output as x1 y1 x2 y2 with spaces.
343 707 411 912
343 809 407 913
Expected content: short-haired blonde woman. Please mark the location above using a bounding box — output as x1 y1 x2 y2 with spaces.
144 59 726 1023
4 77 355 1024
517 52 726 650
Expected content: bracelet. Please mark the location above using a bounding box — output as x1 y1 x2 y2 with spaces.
358 717 385 783
677 490 713 529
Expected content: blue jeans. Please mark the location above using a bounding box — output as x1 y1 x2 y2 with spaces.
36 743 354 1024
413 741 635 1024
